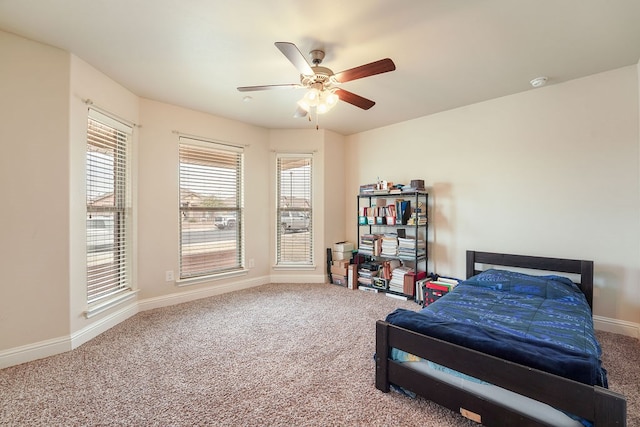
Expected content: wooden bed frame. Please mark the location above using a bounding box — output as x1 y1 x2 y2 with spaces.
375 250 627 426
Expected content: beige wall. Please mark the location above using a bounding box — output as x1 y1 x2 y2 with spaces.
0 31 71 350
345 65 640 332
323 130 348 253
137 99 272 300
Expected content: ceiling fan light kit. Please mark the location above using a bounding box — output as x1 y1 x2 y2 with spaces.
237 41 396 127
297 87 339 115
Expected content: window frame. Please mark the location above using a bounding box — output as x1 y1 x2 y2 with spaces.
85 108 133 311
178 137 245 282
275 153 313 267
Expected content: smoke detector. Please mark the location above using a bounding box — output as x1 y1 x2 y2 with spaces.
530 76 548 88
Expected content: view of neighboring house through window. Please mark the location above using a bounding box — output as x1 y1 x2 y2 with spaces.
179 137 244 279
276 154 313 265
86 109 132 305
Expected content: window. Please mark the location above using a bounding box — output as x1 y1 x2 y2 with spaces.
179 137 244 279
276 154 313 265
86 109 132 305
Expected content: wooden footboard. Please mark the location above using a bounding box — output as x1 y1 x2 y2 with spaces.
375 320 627 426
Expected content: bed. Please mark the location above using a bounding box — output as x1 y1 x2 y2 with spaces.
375 250 627 426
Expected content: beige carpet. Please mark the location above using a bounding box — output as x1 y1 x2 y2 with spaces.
0 283 638 426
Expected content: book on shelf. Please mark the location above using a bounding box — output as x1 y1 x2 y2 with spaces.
395 200 411 225
415 278 428 303
436 277 459 286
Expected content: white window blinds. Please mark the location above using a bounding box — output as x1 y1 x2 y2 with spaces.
86 109 132 305
276 154 313 265
179 137 244 278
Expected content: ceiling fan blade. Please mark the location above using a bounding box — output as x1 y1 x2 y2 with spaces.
293 106 308 118
335 89 375 110
334 58 396 83
275 42 314 76
237 83 302 92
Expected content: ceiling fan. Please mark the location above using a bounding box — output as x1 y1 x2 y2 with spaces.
237 42 396 118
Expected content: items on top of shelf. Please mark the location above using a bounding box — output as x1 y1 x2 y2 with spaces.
359 179 407 195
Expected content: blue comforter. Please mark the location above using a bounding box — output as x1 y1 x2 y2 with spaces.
385 269 608 387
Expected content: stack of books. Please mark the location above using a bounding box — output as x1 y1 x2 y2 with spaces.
420 277 460 306
389 266 413 294
407 207 427 225
380 232 398 257
358 234 381 256
357 262 380 287
397 236 426 260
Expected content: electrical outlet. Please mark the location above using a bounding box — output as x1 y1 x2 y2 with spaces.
165 270 174 282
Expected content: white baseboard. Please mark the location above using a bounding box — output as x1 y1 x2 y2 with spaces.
0 301 139 370
138 275 269 312
0 335 71 370
70 301 139 349
594 315 640 339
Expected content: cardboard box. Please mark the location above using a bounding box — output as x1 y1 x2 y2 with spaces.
332 259 350 268
347 265 357 290
331 264 348 276
332 251 353 260
334 242 354 252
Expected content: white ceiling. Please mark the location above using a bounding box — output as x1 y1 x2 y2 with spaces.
2 0 640 136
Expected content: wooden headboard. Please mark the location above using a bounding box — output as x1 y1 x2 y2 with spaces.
465 250 594 309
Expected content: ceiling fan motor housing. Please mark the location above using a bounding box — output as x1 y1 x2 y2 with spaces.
300 66 335 88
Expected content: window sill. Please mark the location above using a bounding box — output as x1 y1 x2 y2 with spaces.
176 268 249 287
84 289 138 319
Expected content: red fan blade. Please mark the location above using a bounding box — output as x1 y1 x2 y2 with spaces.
237 84 302 92
275 42 314 76
335 89 375 110
334 58 396 83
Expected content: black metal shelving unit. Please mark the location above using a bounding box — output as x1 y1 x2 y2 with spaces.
356 190 428 299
